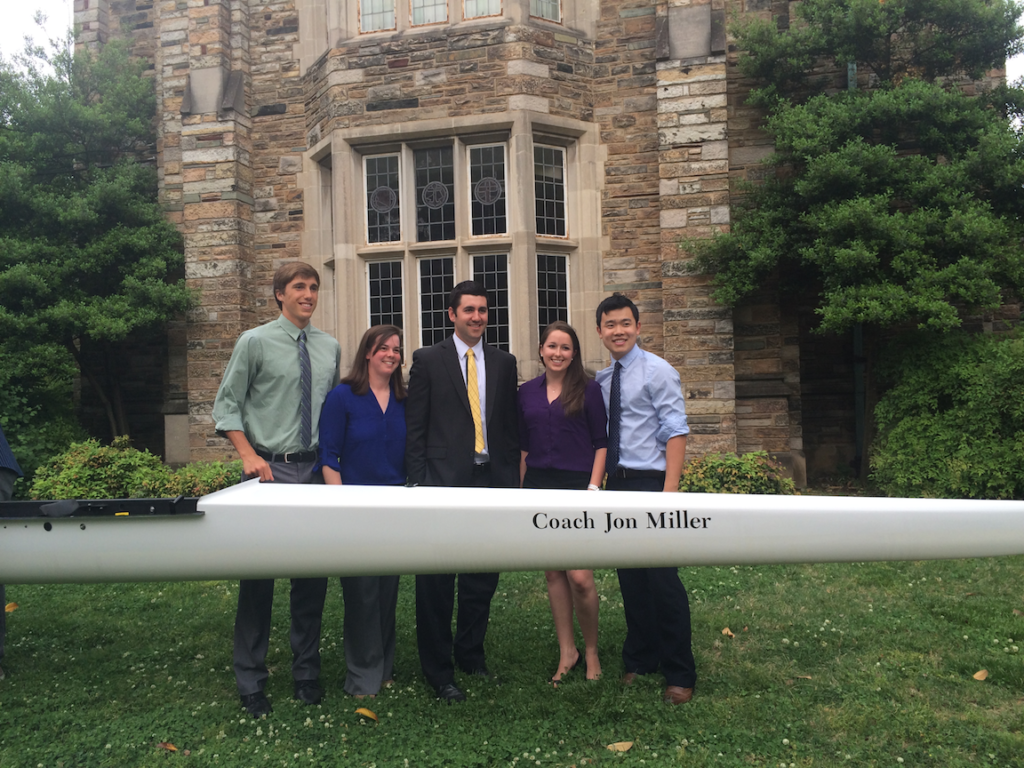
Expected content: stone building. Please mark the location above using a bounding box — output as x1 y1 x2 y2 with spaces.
75 0 853 483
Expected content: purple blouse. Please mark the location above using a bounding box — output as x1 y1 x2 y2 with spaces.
518 376 608 473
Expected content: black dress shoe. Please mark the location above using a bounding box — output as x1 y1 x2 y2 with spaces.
435 682 467 702
458 663 494 679
294 679 323 705
240 691 272 717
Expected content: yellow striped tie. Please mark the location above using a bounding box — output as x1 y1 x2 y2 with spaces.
466 348 485 453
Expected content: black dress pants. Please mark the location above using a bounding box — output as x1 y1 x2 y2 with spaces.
415 466 500 690
607 473 697 689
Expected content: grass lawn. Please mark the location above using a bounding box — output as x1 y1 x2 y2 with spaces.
0 557 1022 767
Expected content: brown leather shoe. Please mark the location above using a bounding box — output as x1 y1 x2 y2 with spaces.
663 685 693 704
621 672 638 685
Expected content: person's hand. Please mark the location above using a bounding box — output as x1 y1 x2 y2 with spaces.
242 454 274 482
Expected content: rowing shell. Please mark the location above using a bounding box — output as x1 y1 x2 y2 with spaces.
2 481 1023 584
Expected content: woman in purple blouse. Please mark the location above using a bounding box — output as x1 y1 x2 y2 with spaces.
518 321 607 684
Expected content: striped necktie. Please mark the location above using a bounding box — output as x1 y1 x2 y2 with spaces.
298 331 312 449
466 348 485 453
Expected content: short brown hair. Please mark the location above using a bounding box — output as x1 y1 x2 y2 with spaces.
273 262 321 309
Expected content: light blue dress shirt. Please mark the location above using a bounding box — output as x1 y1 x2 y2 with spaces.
596 344 689 472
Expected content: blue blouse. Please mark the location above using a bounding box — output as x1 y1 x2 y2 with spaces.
318 383 406 485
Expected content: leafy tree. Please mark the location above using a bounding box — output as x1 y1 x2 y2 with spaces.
691 0 1024 334
870 329 1024 498
0 36 191 441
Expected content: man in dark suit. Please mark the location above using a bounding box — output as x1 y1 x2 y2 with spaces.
406 280 519 702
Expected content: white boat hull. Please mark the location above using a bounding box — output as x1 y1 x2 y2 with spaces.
2 481 1023 584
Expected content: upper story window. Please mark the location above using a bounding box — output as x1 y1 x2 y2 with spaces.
530 0 561 23
470 145 507 236
362 142 508 246
415 147 456 241
465 0 501 19
319 120 601 359
365 155 401 243
534 144 566 238
360 0 396 32
356 0 500 34
411 0 447 26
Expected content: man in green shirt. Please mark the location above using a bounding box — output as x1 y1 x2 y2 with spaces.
213 261 341 717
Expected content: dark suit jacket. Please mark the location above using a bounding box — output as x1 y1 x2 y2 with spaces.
405 336 520 488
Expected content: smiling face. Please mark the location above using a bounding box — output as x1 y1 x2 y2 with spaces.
275 275 319 329
366 334 402 383
540 329 575 374
448 293 488 346
597 307 641 360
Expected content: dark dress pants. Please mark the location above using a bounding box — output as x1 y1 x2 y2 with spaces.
233 461 329 696
607 474 697 689
416 466 500 689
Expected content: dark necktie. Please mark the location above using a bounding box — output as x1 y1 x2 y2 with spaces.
607 361 622 471
298 331 312 449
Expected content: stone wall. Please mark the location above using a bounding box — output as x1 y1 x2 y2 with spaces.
303 21 595 137
80 0 815 478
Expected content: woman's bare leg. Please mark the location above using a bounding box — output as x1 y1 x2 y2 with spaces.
545 570 581 681
567 569 601 680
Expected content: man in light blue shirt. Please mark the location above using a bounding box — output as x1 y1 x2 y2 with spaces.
595 293 696 705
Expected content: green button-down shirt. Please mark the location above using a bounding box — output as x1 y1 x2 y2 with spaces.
213 315 341 454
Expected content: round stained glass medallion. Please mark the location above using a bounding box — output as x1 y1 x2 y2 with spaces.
370 186 397 214
474 177 503 206
421 181 449 210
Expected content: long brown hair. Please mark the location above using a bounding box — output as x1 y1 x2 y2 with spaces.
342 325 407 400
540 321 589 418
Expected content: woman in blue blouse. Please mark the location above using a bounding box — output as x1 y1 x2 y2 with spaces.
319 325 406 698
518 321 607 683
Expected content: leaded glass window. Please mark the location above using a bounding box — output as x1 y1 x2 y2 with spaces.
365 155 401 243
465 0 501 19
534 145 566 237
368 261 404 328
419 257 455 346
530 0 560 23
473 254 510 351
536 253 568 336
411 0 447 25
415 146 456 242
470 145 507 236
361 0 396 32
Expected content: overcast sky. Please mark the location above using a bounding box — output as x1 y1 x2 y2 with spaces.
0 1 1021 89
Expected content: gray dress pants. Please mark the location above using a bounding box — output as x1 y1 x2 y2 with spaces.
341 574 400 695
233 461 328 696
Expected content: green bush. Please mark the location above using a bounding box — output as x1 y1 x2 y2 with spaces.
144 459 242 497
679 451 797 494
30 437 242 500
31 436 171 500
870 330 1024 499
